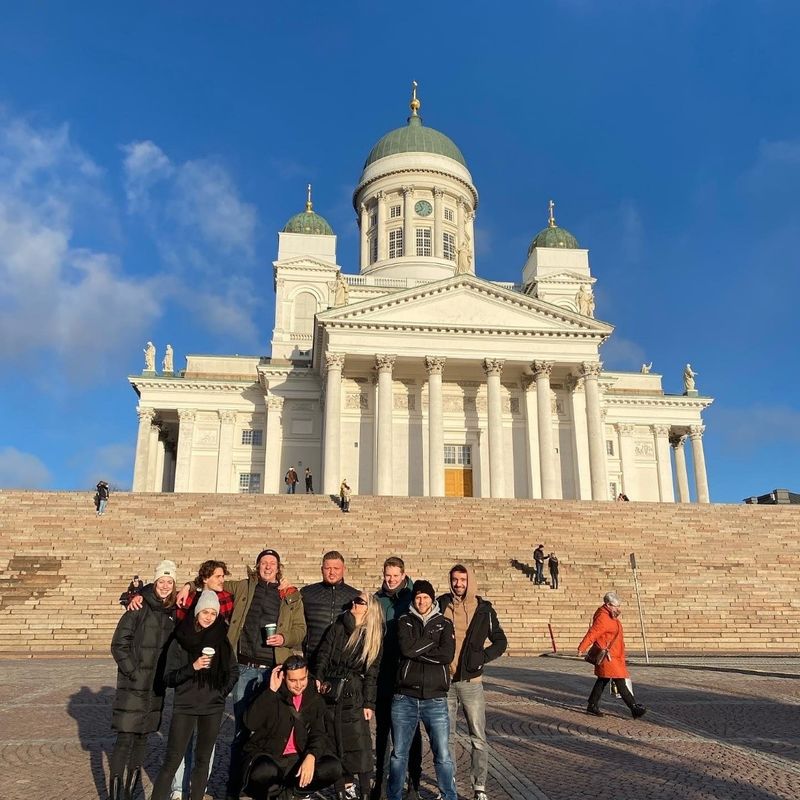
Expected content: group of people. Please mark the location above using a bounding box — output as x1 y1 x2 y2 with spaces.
285 467 314 494
109 550 508 800
532 545 559 589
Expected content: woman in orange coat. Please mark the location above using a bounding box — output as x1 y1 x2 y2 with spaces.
577 592 646 719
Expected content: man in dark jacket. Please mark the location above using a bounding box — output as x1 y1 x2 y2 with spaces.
301 550 360 673
372 557 421 800
439 565 507 800
533 544 546 585
388 580 456 800
243 655 341 799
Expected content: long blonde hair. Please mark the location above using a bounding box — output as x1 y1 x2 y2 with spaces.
345 592 384 671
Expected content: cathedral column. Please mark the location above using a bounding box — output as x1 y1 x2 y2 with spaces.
359 202 369 270
652 425 674 502
616 424 636 498
173 409 196 493
132 407 156 492
425 356 446 496
689 424 710 503
433 188 444 258
532 360 557 499
264 396 284 494
322 354 345 495
670 433 691 503
376 354 396 495
153 432 167 492
146 421 160 492
522 378 541 498
581 361 608 500
467 210 476 272
483 358 506 497
402 187 414 257
568 376 592 499
456 196 466 250
376 191 387 261
215 410 236 493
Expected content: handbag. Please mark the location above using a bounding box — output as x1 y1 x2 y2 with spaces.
583 620 621 666
320 676 347 704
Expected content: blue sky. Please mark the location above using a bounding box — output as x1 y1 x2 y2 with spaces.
0 1 798 501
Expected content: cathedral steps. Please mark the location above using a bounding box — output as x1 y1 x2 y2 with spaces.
0 491 798 657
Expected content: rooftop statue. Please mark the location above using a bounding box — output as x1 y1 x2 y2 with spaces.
334 272 349 307
683 363 698 393
576 284 595 317
162 344 173 373
455 232 473 275
143 341 155 372
640 362 652 374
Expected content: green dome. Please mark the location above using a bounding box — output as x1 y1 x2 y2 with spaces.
282 209 334 236
528 224 579 254
364 115 467 168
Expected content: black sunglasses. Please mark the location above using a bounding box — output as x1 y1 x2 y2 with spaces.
352 597 367 606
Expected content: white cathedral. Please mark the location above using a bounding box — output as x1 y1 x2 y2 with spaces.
130 86 713 503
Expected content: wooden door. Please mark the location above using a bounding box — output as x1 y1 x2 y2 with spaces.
445 468 473 497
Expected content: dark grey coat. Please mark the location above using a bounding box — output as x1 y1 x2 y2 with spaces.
110 585 176 733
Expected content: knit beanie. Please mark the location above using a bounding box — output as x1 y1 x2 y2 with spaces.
153 559 177 583
194 589 221 617
413 580 436 602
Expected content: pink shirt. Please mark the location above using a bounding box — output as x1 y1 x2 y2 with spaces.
282 694 303 755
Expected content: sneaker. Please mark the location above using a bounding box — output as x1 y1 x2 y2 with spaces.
586 705 604 717
476 792 489 800
345 785 359 799
169 794 183 800
631 703 647 719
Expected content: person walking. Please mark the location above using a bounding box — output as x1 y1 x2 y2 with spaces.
96 480 110 516
108 560 178 800
548 552 560 590
149 591 239 800
388 580 456 800
577 591 646 719
439 565 507 800
285 466 299 494
316 592 384 800
533 544 545 585
305 467 314 494
339 479 351 513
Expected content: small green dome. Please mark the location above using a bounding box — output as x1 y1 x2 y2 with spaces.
364 115 467 168
528 224 579 254
282 210 334 236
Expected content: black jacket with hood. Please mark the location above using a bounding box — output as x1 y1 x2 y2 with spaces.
438 567 507 682
395 603 455 699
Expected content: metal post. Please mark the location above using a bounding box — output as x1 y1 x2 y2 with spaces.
547 622 557 653
629 552 650 664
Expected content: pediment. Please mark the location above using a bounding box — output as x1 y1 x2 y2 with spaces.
273 256 339 271
317 274 611 335
535 270 595 283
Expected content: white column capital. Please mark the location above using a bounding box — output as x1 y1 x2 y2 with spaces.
401 185 414 197
652 424 671 437
689 424 706 439
137 406 156 423
266 395 284 412
580 360 603 379
376 354 396 373
456 196 466 208
531 360 554 379
482 358 505 377
670 433 687 449
433 187 444 198
376 190 385 201
325 352 346 372
218 409 237 424
424 356 446 375
615 423 636 437
177 408 196 423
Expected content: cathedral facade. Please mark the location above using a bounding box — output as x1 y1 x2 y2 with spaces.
130 88 713 502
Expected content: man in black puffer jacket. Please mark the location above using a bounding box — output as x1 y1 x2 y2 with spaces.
439 565 507 800
243 655 341 798
301 551 360 673
388 580 456 800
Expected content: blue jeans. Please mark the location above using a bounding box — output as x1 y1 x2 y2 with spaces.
169 734 215 797
388 694 456 800
286 483 296 494
97 499 107 515
226 666 270 797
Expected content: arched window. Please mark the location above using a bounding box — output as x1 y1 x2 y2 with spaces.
293 291 317 335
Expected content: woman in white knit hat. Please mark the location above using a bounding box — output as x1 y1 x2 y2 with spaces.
149 589 239 800
109 559 179 800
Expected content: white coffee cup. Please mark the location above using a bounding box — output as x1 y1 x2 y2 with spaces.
201 646 215 666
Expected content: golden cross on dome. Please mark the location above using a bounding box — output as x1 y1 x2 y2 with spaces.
548 199 556 228
306 183 313 212
409 80 421 116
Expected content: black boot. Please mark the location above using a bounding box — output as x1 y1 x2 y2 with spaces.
108 775 123 800
631 703 647 719
586 704 603 717
123 767 141 800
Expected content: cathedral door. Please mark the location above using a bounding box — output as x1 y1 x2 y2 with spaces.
444 468 473 497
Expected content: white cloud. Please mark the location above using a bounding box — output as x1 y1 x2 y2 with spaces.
714 404 800 452
600 335 646 370
0 112 163 381
121 140 174 212
0 447 52 488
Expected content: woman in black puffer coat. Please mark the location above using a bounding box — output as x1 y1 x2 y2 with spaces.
109 560 178 800
315 591 383 800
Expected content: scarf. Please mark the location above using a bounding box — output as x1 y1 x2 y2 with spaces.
174 614 232 690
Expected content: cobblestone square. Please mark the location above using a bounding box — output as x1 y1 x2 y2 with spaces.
1 656 798 800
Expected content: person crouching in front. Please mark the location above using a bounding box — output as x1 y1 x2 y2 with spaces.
242 654 342 799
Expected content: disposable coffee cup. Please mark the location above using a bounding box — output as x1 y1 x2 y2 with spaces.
201 646 215 666
263 623 278 641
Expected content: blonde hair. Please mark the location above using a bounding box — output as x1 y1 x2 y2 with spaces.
345 593 384 671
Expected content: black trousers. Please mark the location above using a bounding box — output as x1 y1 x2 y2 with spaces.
245 752 341 799
109 731 148 777
588 678 635 711
373 693 421 794
149 710 223 800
